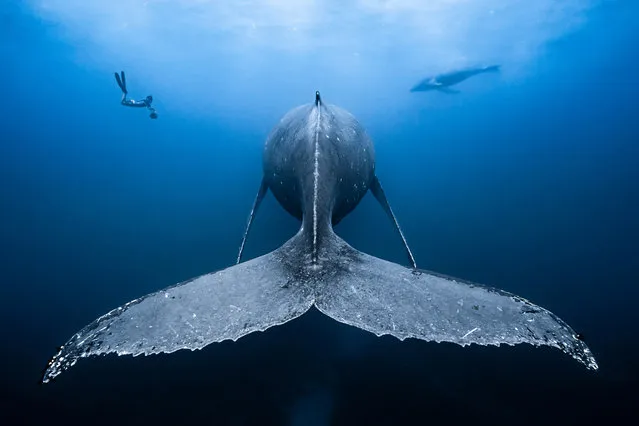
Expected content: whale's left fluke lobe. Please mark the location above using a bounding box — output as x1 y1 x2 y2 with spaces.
43 224 598 384
41 242 316 384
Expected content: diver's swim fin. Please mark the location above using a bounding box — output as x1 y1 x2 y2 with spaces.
114 72 122 90
121 71 127 92
114 71 127 94
369 176 417 269
237 178 269 264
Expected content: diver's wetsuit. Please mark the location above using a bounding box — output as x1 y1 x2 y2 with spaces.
114 71 158 119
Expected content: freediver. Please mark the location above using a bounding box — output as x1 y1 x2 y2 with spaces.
114 71 158 119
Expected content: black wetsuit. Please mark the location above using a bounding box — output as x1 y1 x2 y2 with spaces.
114 71 157 119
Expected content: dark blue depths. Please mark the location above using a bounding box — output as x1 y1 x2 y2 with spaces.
0 1 638 425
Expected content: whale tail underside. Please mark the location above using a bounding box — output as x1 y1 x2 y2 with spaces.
42 230 597 383
41 233 317 384
314 233 597 371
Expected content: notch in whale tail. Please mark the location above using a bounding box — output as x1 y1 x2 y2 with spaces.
42 228 597 383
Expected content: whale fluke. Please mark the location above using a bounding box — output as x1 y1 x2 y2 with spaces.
42 227 597 384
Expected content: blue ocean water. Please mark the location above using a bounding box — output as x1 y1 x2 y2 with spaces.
1 1 638 425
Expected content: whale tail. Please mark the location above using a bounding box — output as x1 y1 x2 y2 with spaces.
42 225 597 383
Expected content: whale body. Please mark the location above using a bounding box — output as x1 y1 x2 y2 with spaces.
410 65 501 94
42 92 597 383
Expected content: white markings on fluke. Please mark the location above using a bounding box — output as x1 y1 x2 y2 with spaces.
462 327 479 339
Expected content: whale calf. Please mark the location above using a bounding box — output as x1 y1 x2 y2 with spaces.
42 92 597 383
410 65 501 94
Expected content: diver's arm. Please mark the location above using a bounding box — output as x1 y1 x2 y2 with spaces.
147 104 158 119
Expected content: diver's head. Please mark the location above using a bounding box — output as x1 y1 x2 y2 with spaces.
149 112 158 119
145 95 153 104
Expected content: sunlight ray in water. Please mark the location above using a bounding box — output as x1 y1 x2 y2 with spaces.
28 0 595 82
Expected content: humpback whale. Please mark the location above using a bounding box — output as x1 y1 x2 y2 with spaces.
410 65 501 94
42 91 597 383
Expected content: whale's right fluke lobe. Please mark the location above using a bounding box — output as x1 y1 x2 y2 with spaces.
42 219 598 383
315 233 599 371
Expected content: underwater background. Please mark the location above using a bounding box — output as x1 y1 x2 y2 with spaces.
1 0 637 424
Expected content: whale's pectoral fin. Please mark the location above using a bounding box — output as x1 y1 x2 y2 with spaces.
237 178 269 264
436 87 460 94
42 247 314 383
369 176 417 269
314 244 598 370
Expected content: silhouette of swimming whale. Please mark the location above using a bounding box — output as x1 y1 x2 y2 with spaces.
410 65 501 94
41 91 597 383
